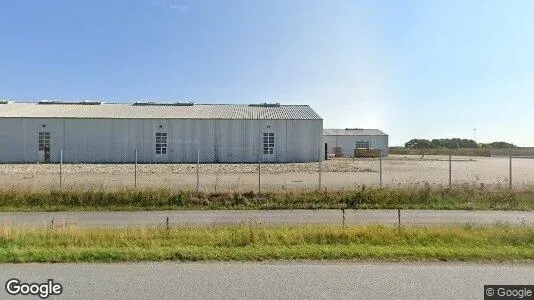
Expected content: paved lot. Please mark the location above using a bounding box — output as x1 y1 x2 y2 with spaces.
0 155 533 191
1 210 533 228
1 262 532 299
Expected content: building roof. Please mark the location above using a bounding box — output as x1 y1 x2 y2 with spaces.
0 102 322 120
323 128 387 136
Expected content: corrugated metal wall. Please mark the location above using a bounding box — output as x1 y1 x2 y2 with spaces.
324 135 389 157
0 118 322 163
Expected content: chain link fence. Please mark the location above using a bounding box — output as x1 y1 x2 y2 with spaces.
0 146 533 191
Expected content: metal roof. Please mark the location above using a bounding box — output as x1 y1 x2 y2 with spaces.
0 103 322 120
323 128 387 136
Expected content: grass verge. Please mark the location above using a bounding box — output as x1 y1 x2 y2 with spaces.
0 225 532 262
0 185 533 211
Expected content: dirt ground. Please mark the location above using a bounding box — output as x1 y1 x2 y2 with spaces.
0 155 532 192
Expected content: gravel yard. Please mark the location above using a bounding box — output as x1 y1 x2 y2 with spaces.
0 155 532 191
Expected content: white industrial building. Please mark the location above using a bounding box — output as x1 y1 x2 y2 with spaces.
0 101 323 163
323 128 389 157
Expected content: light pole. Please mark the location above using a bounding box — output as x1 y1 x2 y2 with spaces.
473 128 477 143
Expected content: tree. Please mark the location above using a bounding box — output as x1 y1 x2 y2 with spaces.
450 138 477 148
407 138 479 149
405 139 434 149
489 141 516 148
431 139 449 148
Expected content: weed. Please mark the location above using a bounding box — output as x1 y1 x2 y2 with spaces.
0 186 532 211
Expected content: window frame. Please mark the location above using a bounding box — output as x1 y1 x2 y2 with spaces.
262 132 275 155
355 141 370 149
155 132 168 155
38 131 51 151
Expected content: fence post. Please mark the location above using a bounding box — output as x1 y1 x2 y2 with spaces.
509 149 512 189
134 149 138 188
59 149 63 189
258 148 261 194
196 147 200 193
448 153 452 189
318 159 322 190
379 150 383 188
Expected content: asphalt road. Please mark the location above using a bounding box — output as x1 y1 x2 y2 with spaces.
1 209 533 228
1 262 532 299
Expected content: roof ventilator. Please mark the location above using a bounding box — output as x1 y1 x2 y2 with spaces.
249 103 281 107
132 101 195 106
38 100 104 105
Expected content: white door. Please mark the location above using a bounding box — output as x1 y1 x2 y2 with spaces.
155 132 169 162
38 131 51 163
262 132 276 162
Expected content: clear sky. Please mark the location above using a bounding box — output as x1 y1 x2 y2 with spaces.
1 0 533 146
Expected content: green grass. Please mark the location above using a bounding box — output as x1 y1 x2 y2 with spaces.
0 225 532 262
0 185 532 211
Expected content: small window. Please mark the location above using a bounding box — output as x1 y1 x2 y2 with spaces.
155 132 167 155
355 141 370 149
263 133 275 155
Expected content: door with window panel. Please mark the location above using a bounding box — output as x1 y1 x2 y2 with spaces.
262 132 276 162
38 131 51 163
155 132 168 162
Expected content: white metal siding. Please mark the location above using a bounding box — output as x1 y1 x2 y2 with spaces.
0 118 322 163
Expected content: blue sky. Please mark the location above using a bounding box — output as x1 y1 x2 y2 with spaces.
1 0 533 146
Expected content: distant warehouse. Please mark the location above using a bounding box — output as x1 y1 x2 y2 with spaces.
323 128 388 157
0 101 323 163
